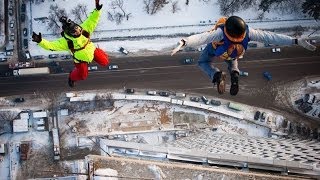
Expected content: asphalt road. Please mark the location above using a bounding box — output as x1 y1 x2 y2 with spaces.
0 46 319 125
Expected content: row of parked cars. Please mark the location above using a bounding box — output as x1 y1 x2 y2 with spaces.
295 94 319 118
254 111 267 122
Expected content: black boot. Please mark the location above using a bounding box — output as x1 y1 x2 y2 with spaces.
68 77 75 88
230 71 239 96
212 71 226 94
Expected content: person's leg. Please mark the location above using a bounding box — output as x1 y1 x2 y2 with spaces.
198 43 220 81
198 43 226 94
93 48 109 66
230 59 240 96
69 62 89 81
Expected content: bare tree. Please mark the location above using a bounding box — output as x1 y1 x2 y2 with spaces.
185 0 189 5
71 4 88 23
143 0 169 15
217 0 258 16
0 111 19 134
108 0 131 24
171 1 180 13
47 4 67 35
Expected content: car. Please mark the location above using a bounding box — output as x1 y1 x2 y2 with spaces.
10 33 15 41
126 88 135 94
6 51 13 56
48 54 59 59
108 64 119 70
21 4 26 13
201 96 210 105
16 143 20 153
14 97 25 103
159 91 169 97
190 96 200 102
312 109 318 117
294 98 304 105
88 66 98 71
183 58 195 64
147 90 157 95
310 80 320 84
119 47 129 55
23 39 28 49
239 71 248 77
21 14 25 22
0 58 8 62
304 94 316 104
33 55 45 60
175 93 186 98
23 28 28 37
210 99 221 106
10 20 14 28
263 71 272 81
271 47 281 53
8 7 13 16
25 51 31 60
254 111 261 120
64 54 73 59
260 112 266 122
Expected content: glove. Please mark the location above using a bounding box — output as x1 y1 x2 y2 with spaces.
171 39 186 56
297 38 316 51
95 0 103 10
32 32 42 43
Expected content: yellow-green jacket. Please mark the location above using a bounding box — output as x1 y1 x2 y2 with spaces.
38 9 102 63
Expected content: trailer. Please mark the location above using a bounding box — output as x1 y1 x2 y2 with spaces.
13 67 50 76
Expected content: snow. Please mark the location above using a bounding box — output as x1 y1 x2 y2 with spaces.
94 168 118 180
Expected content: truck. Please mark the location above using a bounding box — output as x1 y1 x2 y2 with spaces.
228 102 243 111
13 67 50 76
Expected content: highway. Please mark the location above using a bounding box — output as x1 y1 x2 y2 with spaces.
0 46 319 125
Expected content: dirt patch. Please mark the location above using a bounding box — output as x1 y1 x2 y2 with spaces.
159 109 170 124
208 117 222 126
173 112 206 128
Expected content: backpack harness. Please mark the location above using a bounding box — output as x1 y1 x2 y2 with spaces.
61 30 91 62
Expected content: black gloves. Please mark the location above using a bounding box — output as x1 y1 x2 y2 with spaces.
32 32 42 43
95 0 103 10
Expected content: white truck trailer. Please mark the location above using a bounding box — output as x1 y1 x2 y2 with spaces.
13 67 50 76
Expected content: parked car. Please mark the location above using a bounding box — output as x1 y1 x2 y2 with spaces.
294 98 304 105
183 58 195 64
175 93 186 98
126 88 135 94
159 91 169 97
14 97 25 103
263 71 272 81
33 55 45 60
304 94 316 104
88 66 98 71
201 96 210 105
21 14 25 22
254 111 261 120
239 71 248 77
64 54 73 59
260 112 266 122
21 4 26 13
10 20 14 28
312 109 318 117
190 96 200 102
23 28 28 37
10 33 14 41
119 47 129 55
23 39 28 49
299 103 313 113
210 99 221 106
8 7 13 16
271 47 281 53
25 51 31 60
0 57 8 62
108 64 119 70
48 54 59 59
147 90 157 95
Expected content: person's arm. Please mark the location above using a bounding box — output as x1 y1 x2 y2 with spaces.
80 9 102 34
249 27 316 51
171 29 224 55
38 38 69 51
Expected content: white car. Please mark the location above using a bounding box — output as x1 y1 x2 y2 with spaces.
88 66 98 71
119 47 129 55
147 90 157 95
271 47 281 53
108 64 119 70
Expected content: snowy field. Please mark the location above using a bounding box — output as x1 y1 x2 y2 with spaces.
23 0 319 57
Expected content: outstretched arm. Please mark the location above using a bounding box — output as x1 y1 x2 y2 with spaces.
81 0 103 34
249 27 316 51
171 29 224 56
32 32 69 51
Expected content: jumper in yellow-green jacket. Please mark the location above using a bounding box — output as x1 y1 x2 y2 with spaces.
38 9 102 63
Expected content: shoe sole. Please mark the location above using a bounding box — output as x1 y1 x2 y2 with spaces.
217 72 226 94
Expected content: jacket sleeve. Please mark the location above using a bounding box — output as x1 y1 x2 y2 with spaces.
38 38 69 51
249 27 295 46
81 9 102 34
184 28 224 47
